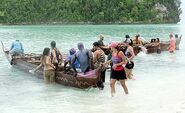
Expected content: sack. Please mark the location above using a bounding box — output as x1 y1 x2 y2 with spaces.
125 61 134 69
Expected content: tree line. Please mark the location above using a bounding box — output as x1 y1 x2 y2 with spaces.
0 0 182 24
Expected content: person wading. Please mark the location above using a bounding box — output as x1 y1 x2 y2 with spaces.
40 48 56 84
50 41 63 69
92 42 106 89
124 36 135 79
103 42 128 97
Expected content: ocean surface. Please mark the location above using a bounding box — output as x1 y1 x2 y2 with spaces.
0 24 185 113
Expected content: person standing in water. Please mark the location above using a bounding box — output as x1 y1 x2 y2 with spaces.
30 41 61 73
132 34 143 46
71 42 92 74
167 34 176 53
50 41 63 68
97 35 105 46
92 42 106 89
124 35 133 44
104 42 128 97
40 48 56 84
124 36 135 79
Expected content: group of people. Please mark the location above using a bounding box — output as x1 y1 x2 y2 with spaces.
8 34 136 96
30 41 62 83
149 34 181 53
150 34 181 53
8 33 181 97
98 35 136 96
167 34 182 53
125 33 181 54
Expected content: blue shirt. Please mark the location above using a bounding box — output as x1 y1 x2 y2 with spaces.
73 49 90 73
10 41 24 54
67 55 80 68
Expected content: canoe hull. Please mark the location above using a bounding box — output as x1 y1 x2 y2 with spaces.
4 54 101 89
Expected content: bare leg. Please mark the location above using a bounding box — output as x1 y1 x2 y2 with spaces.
129 69 135 79
110 79 116 97
44 74 50 84
125 68 131 79
50 71 55 83
120 80 128 94
44 71 51 84
125 68 135 79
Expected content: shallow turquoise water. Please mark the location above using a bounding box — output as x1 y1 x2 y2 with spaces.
0 24 185 113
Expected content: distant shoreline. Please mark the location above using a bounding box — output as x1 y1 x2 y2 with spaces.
0 21 178 26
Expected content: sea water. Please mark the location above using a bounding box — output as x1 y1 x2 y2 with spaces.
0 24 185 113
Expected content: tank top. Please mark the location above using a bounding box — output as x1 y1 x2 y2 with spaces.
111 52 124 71
51 48 60 63
94 51 105 68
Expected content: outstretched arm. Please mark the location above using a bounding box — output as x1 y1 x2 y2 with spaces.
33 63 42 72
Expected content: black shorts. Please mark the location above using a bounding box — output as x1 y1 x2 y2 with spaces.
111 69 127 80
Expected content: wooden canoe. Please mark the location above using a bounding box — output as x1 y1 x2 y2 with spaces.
100 37 181 55
1 42 101 89
144 37 181 54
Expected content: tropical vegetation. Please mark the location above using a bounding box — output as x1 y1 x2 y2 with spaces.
0 0 182 24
